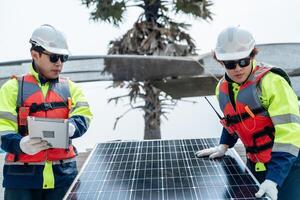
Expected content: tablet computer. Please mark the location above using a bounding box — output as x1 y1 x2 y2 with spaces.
27 116 69 149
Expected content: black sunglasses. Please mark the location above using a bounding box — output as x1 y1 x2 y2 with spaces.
42 52 69 63
222 57 251 70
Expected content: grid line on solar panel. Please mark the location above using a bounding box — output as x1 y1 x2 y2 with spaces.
65 138 267 200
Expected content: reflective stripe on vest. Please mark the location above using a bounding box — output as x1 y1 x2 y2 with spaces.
6 74 76 163
219 65 275 163
271 114 300 125
0 111 17 123
69 101 89 114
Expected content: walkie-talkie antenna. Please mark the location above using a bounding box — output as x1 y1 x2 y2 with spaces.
204 97 222 119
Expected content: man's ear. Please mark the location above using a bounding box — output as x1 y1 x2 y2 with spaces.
31 50 40 61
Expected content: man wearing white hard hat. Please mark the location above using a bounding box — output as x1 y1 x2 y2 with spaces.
0 24 93 199
195 26 300 200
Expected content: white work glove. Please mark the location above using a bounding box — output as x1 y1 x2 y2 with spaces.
68 123 76 137
20 136 50 155
255 179 278 200
195 144 228 159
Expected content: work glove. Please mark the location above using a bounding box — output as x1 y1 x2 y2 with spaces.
20 136 50 155
255 179 278 200
195 144 228 159
68 122 76 137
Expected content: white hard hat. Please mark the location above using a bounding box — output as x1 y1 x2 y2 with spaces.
30 24 70 55
214 26 255 61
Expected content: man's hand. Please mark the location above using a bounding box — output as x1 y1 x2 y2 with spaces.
68 123 76 137
20 136 50 155
255 179 278 200
195 144 228 159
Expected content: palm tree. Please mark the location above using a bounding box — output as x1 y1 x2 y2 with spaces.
80 0 213 139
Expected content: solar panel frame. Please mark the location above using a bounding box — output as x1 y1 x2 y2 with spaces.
64 138 267 200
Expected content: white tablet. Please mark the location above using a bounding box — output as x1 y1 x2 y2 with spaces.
27 116 70 149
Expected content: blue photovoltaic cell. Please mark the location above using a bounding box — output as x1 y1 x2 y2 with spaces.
64 138 267 200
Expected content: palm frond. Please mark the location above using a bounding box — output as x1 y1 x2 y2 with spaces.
81 0 127 26
174 0 213 20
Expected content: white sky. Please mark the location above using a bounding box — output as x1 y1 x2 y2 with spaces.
1 0 300 62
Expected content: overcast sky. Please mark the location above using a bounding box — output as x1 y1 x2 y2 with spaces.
1 0 300 62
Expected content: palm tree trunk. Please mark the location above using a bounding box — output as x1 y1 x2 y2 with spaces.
143 81 161 139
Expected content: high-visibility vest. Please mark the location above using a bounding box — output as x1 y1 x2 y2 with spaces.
6 74 76 163
219 65 276 163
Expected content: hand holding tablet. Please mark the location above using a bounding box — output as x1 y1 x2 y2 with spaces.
27 116 70 149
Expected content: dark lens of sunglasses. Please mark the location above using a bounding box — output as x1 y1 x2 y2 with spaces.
60 55 69 62
49 55 59 63
49 54 68 63
223 61 237 69
238 58 250 67
223 57 250 69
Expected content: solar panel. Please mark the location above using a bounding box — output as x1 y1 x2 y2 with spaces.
64 138 267 200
